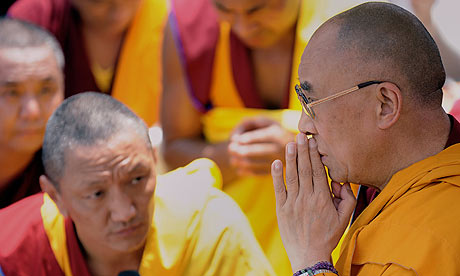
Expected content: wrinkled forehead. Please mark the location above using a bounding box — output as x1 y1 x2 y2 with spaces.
0 46 61 79
62 132 154 180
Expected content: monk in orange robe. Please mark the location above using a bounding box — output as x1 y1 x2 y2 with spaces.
0 92 274 276
271 2 460 275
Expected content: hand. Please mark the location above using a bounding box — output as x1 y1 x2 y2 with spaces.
271 133 356 272
228 117 295 176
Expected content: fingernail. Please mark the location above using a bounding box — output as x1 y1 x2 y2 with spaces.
309 137 317 148
287 143 295 155
274 160 282 170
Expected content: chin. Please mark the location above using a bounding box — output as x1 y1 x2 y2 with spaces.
110 233 148 253
10 139 42 154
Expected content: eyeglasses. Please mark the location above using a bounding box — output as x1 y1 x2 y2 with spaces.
295 80 383 119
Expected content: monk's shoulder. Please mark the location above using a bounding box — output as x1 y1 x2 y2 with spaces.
0 193 63 275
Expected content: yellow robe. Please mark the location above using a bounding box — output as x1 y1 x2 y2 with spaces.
323 143 460 275
111 0 168 127
202 1 362 274
41 159 275 276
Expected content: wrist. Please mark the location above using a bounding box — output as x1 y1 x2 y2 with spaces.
291 255 332 272
293 261 338 276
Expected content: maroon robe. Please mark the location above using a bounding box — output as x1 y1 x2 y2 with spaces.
8 0 121 98
0 150 43 209
0 193 92 276
170 0 292 112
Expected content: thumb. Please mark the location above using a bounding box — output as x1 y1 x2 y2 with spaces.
337 183 357 226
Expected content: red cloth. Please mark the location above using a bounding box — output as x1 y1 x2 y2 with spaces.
0 193 92 276
170 0 291 111
352 115 460 223
8 0 117 98
0 193 64 276
450 99 460 122
0 150 43 209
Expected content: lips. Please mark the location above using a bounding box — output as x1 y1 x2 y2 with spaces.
112 223 143 236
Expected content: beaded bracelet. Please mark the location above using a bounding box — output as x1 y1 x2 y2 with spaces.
293 261 338 276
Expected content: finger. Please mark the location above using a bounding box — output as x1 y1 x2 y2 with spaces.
337 183 357 227
296 133 313 195
235 123 286 144
230 119 254 140
285 142 299 199
231 117 280 143
231 117 275 139
308 137 329 194
331 181 342 198
272 160 287 207
228 142 280 160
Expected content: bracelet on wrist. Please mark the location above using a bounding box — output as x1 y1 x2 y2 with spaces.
293 261 338 276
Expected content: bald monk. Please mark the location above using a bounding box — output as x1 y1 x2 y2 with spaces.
271 2 460 275
9 0 167 126
0 92 274 276
0 18 63 208
161 0 361 274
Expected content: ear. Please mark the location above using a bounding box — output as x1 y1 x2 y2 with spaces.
39 175 68 217
375 82 402 129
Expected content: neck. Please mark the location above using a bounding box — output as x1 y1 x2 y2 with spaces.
376 109 451 191
82 25 125 42
0 147 36 190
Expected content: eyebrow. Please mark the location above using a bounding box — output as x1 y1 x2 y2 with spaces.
1 76 58 86
299 80 314 94
247 3 266 14
214 1 231 12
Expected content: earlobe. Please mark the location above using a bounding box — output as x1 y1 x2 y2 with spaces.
39 175 68 217
375 82 402 129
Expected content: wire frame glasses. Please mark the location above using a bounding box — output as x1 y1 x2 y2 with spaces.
295 80 383 119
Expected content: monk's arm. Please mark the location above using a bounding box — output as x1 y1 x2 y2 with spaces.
161 19 237 183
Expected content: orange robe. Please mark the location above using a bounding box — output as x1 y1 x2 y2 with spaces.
0 159 275 276
314 143 460 275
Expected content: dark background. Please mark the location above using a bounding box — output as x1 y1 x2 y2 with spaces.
1 0 16 16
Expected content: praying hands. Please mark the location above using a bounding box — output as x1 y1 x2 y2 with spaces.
271 133 356 272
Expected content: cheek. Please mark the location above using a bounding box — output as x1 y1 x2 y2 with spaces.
43 93 63 119
0 106 17 143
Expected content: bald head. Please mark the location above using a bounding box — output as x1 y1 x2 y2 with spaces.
309 2 445 107
42 92 151 185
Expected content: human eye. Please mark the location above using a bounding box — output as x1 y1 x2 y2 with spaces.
39 82 57 96
84 190 105 200
1 88 20 98
130 175 147 185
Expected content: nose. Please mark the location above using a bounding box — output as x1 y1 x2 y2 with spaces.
109 188 136 223
298 111 317 136
19 95 41 121
232 14 259 39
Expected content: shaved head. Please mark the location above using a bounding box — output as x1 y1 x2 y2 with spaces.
312 2 445 107
42 92 151 185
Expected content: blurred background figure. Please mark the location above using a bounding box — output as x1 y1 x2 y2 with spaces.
8 0 168 127
0 18 64 208
392 0 460 119
161 0 362 274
